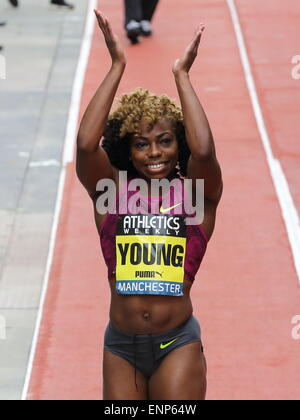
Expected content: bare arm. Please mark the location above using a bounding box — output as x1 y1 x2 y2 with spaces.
76 10 126 199
173 25 223 204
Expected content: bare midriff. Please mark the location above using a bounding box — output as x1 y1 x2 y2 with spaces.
108 278 193 334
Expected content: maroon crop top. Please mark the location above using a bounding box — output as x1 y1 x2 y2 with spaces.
99 175 208 296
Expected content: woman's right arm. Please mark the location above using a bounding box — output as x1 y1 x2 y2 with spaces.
76 10 126 199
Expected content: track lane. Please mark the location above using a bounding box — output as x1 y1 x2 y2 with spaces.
234 0 300 214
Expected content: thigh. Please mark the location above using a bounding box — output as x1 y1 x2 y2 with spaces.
103 349 148 400
148 343 207 400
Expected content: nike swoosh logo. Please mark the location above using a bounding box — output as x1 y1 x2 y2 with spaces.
160 202 182 214
160 338 178 350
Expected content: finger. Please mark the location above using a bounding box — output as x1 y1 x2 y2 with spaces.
188 38 200 56
95 10 107 32
190 27 203 48
196 26 205 39
193 26 205 52
102 15 113 38
106 19 114 37
94 9 104 22
94 11 105 31
98 19 111 42
195 24 205 39
196 30 203 45
193 39 201 55
188 33 199 50
104 18 111 36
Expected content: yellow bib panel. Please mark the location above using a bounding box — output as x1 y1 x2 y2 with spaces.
116 214 187 296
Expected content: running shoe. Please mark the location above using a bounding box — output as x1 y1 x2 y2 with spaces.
8 0 18 7
140 20 152 37
126 20 141 44
50 0 74 9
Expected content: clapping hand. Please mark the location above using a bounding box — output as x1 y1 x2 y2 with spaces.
94 9 127 66
173 24 205 76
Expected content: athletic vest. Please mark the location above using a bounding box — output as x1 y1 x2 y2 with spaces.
99 176 208 297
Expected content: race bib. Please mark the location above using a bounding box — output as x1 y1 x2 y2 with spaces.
116 214 187 296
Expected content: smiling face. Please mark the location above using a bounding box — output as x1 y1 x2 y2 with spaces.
129 119 179 183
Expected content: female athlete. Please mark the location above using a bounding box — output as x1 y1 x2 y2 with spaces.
76 10 223 400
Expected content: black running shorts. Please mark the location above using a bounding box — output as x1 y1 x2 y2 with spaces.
104 316 203 379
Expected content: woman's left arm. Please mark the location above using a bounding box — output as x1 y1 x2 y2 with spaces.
173 25 223 204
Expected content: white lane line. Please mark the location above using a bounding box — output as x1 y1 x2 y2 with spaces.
21 0 97 401
227 0 300 282
63 0 97 164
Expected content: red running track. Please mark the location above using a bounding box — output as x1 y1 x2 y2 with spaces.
26 0 300 400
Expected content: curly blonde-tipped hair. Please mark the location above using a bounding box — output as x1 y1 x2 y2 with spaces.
109 88 184 137
102 88 190 178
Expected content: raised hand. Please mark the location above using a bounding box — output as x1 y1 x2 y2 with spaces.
172 24 205 76
94 9 127 66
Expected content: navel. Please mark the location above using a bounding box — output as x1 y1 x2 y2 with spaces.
142 312 150 321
